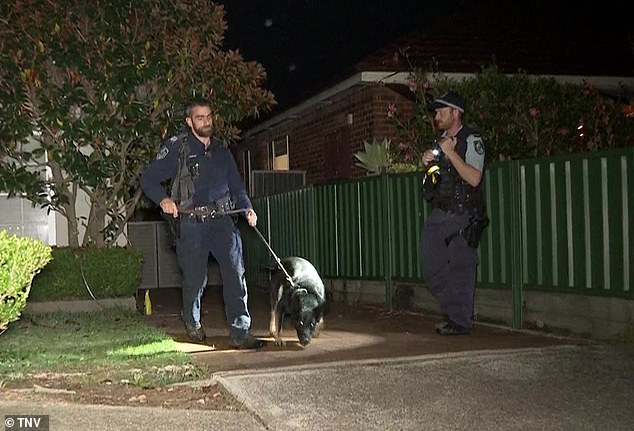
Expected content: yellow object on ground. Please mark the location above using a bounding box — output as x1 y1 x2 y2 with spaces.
144 290 152 315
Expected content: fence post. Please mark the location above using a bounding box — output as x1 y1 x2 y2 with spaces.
509 160 524 329
382 173 394 310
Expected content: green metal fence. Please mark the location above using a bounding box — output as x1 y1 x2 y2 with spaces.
244 148 634 312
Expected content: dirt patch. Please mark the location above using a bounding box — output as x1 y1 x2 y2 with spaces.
0 376 243 411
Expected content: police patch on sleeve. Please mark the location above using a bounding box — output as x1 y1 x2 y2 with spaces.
468 134 485 155
465 134 485 171
156 146 169 160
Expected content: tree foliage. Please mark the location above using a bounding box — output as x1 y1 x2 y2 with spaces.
0 0 275 247
389 66 633 168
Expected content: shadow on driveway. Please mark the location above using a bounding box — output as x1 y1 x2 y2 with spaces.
142 286 586 372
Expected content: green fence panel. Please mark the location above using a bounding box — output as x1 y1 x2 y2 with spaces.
244 148 633 300
314 184 339 277
357 176 387 279
607 151 634 297
335 181 362 278
519 149 633 298
386 172 425 281
243 197 272 289
478 162 513 289
268 189 315 261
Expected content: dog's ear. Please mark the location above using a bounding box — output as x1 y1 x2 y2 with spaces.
312 304 324 320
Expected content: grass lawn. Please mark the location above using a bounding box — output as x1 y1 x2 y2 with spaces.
0 307 206 388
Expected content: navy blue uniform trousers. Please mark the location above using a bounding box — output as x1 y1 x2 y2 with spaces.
421 208 478 329
176 216 250 340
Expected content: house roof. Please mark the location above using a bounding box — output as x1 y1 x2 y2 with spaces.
355 11 633 77
241 2 634 136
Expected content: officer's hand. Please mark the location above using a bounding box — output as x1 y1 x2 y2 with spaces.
245 208 257 227
159 198 179 218
422 150 435 167
439 136 457 155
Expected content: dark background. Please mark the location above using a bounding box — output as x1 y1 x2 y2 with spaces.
217 1 633 112
218 0 465 110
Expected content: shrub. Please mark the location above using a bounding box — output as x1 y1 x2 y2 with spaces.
354 138 392 175
0 230 52 332
29 247 143 301
389 66 634 167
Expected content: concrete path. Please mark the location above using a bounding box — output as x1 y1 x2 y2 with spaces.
0 400 265 430
3 345 633 431
213 344 634 431
4 288 632 430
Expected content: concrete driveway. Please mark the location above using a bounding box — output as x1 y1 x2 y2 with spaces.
4 287 632 431
215 344 634 431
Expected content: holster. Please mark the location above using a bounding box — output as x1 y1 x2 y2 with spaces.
161 213 180 247
462 215 489 248
444 214 490 248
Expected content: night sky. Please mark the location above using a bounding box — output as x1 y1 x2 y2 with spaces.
218 0 465 110
217 1 632 113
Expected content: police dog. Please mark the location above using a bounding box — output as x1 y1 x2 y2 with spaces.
269 256 326 347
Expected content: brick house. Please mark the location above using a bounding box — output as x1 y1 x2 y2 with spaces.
239 72 415 190
236 12 634 195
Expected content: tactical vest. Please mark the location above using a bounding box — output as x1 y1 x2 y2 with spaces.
430 129 484 216
170 134 195 209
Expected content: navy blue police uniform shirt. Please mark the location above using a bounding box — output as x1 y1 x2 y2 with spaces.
140 131 252 210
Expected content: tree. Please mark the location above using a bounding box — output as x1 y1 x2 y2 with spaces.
0 0 275 247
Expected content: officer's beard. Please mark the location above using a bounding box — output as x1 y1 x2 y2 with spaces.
194 125 213 138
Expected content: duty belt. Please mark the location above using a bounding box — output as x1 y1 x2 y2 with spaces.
180 205 245 222
432 202 467 215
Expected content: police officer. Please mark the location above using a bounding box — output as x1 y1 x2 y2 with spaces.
421 91 486 335
140 99 262 349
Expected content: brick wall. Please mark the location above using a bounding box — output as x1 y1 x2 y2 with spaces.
240 83 416 186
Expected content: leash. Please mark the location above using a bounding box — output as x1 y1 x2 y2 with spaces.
251 225 295 287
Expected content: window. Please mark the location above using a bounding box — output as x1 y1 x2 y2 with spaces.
271 136 289 171
0 136 51 243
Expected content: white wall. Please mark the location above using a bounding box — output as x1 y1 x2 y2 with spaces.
1 188 127 247
2 137 128 246
0 194 50 244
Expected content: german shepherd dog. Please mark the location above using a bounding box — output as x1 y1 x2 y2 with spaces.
269 256 326 347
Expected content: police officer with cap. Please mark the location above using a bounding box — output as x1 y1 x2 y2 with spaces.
140 98 262 349
421 91 486 335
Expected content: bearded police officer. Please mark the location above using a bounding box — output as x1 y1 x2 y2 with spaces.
421 91 487 335
140 99 263 349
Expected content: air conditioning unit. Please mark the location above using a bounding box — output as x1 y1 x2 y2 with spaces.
128 221 221 289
